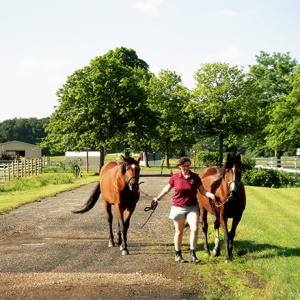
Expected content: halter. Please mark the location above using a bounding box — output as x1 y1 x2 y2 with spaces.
124 163 140 191
224 164 241 192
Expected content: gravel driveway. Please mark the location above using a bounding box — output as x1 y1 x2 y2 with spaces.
0 173 206 300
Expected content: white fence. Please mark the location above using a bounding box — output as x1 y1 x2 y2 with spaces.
254 157 300 172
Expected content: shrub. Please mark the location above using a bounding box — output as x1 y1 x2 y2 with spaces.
243 168 300 188
196 151 219 167
241 155 255 171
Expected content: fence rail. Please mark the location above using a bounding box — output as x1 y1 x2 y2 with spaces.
0 158 43 183
255 156 300 170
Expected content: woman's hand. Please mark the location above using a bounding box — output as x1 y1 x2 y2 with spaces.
207 192 215 199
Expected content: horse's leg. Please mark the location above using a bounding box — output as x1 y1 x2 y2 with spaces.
212 218 221 257
116 221 122 247
120 206 136 255
220 215 231 263
228 214 242 258
114 204 130 255
104 201 115 247
200 206 210 256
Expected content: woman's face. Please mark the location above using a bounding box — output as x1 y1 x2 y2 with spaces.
180 161 191 174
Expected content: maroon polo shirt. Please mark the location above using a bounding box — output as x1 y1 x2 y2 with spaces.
168 171 202 207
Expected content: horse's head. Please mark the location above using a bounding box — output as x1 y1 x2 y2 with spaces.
223 153 242 199
121 155 141 191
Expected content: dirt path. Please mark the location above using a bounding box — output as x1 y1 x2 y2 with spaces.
0 174 205 300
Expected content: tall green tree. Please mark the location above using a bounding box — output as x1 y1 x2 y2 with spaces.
41 47 152 167
247 51 297 157
265 64 300 152
191 63 255 165
146 70 194 167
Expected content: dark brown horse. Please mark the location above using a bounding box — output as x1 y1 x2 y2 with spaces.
197 153 246 263
73 155 141 255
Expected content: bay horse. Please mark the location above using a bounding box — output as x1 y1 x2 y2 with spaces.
73 155 141 255
197 153 246 263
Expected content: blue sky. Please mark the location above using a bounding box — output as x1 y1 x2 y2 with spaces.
1 0 299 122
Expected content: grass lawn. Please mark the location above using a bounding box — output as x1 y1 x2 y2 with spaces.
192 186 300 299
0 172 99 214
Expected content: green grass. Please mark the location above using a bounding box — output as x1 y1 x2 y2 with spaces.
188 186 300 299
0 172 99 214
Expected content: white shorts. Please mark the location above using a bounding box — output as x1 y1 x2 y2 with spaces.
169 205 200 221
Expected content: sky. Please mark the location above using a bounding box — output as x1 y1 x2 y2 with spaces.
0 0 299 122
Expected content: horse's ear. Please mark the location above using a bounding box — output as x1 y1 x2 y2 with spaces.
227 153 231 160
137 154 142 163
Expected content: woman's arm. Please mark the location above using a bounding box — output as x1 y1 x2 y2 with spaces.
153 184 173 202
198 185 215 199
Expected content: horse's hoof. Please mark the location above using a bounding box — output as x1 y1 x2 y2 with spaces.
122 249 129 255
108 241 115 247
225 259 231 263
204 252 210 257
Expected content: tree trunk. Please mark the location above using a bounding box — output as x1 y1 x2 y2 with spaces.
124 148 130 158
219 135 224 167
99 146 105 171
275 150 281 167
165 138 170 168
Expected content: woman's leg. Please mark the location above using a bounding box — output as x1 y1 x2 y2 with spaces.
186 211 200 250
187 211 201 263
173 219 186 251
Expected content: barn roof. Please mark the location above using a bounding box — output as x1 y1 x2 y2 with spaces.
0 140 39 147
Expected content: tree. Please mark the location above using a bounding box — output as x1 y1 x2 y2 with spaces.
41 47 152 168
265 64 300 151
0 117 49 145
247 51 297 157
146 70 194 167
191 63 254 165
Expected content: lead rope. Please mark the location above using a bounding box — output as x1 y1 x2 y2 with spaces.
139 189 158 228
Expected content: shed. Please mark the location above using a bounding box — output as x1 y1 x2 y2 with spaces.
65 151 101 171
139 152 162 166
0 140 42 159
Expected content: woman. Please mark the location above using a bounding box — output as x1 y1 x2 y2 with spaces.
153 157 215 263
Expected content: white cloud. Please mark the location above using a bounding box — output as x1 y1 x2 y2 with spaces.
208 10 239 17
133 0 163 17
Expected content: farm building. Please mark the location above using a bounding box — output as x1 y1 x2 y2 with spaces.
65 151 101 171
0 140 42 159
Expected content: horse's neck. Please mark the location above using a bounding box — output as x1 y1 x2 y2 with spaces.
201 167 220 179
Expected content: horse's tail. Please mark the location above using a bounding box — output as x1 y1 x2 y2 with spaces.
72 182 101 214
